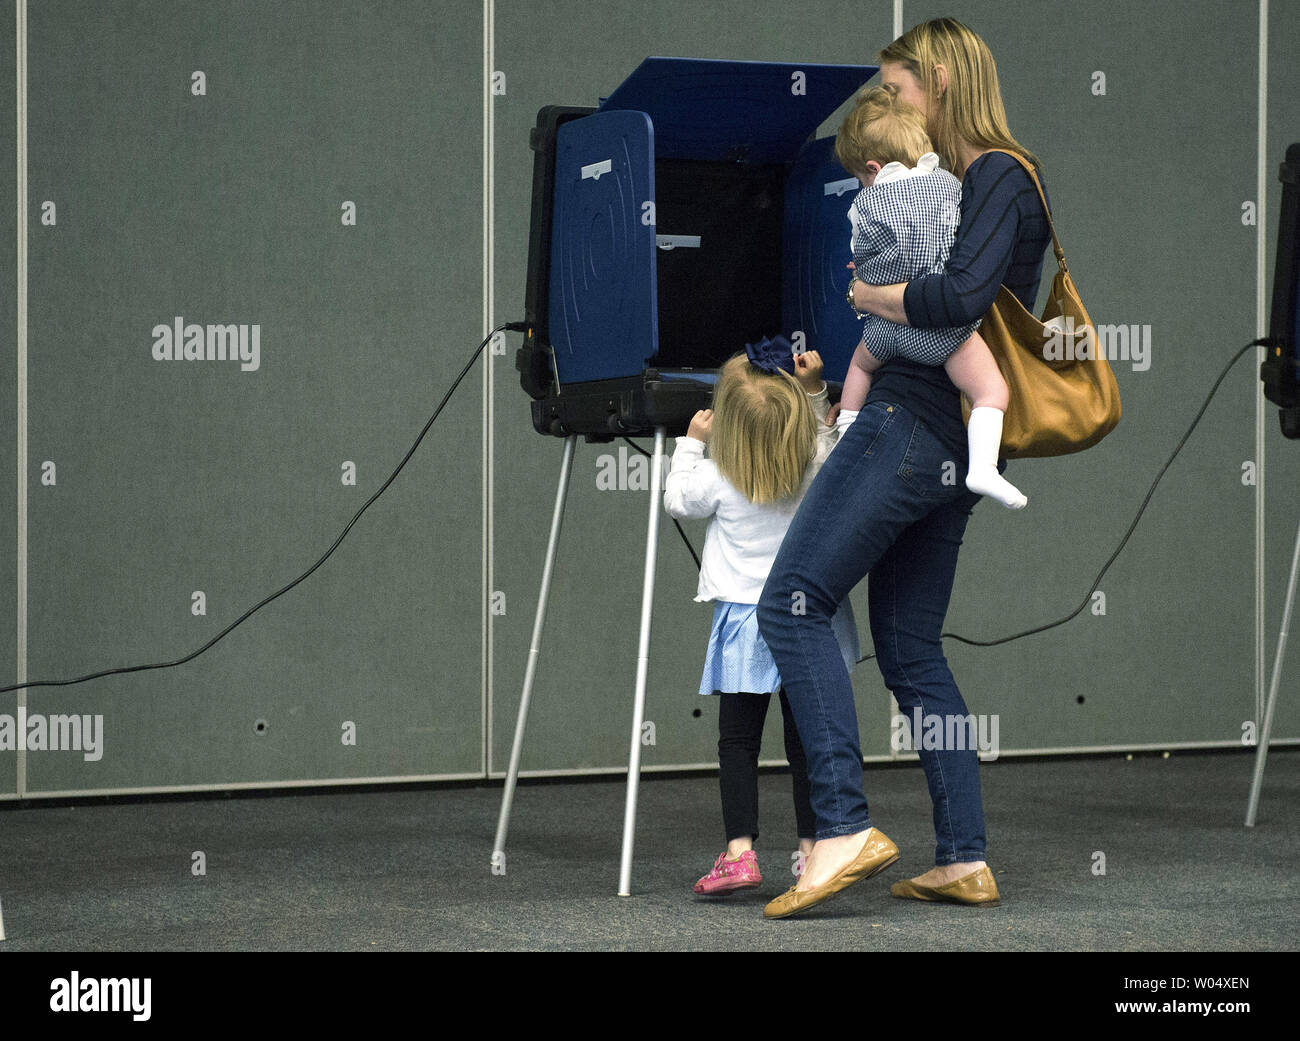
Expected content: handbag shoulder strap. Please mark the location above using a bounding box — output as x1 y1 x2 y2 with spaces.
979 148 1067 273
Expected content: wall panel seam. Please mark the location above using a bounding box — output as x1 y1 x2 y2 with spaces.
1256 0 1268 726
482 0 494 780
14 0 26 799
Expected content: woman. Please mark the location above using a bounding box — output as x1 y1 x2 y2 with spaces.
755 17 1052 918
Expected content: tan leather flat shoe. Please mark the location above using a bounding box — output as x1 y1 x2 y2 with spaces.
763 828 899 920
890 864 1001 905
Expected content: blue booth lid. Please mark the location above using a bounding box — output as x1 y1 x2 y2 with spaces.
599 56 878 163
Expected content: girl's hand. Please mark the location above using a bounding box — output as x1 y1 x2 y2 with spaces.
794 349 824 391
826 401 842 427
687 409 713 443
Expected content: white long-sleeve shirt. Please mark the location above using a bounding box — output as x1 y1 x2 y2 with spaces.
663 384 838 604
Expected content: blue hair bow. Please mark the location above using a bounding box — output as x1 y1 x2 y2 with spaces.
744 335 796 376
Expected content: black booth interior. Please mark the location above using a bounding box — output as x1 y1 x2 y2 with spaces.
649 158 786 372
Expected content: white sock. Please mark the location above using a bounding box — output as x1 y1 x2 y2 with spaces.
966 406 1027 509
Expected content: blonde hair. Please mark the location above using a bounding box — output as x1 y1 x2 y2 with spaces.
835 85 932 174
880 17 1039 179
709 353 817 504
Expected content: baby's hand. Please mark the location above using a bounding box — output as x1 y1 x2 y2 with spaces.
794 349 824 390
687 409 713 443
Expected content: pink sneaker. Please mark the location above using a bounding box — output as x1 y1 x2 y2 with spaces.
693 850 762 894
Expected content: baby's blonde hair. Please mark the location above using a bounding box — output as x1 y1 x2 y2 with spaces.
835 85 932 175
709 353 817 504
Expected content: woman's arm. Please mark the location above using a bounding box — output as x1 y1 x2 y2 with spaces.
853 155 1030 329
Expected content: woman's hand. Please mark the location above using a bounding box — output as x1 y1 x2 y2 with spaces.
794 349 825 392
852 279 910 324
687 409 713 443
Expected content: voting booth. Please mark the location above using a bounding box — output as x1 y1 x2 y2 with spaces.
499 58 878 893
516 56 878 438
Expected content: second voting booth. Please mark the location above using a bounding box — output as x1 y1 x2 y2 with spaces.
500 58 878 893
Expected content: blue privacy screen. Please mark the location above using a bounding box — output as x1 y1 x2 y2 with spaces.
549 109 659 386
781 135 871 366
547 57 877 386
600 56 878 163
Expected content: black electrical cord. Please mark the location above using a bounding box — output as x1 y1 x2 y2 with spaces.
2 323 521 695
908 338 1267 663
3 334 1274 694
629 339 1272 664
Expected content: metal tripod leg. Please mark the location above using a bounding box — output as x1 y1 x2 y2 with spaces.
493 434 578 869
1246 512 1300 826
618 426 666 896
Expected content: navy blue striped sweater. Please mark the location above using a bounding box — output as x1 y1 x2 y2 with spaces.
863 150 1052 461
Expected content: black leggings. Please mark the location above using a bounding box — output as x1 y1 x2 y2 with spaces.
717 688 816 843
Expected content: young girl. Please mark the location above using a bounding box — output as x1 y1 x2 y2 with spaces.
664 337 860 896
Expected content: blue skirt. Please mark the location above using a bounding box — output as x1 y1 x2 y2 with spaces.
698 599 860 696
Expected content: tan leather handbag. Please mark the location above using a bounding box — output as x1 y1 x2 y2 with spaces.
960 149 1121 458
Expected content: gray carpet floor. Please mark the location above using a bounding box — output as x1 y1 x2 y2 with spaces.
0 749 1296 951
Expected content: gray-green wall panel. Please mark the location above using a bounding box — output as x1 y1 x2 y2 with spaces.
4 1 1293 798
493 0 1292 778
490 0 894 776
22 0 483 793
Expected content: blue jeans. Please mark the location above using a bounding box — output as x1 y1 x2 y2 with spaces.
756 401 987 864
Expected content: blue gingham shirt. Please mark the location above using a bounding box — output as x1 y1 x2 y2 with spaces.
849 153 979 364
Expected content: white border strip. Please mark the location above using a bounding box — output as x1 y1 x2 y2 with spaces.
14 0 26 800
1255 0 1268 725
481 0 494 779
893 0 902 41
